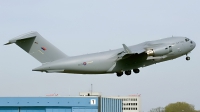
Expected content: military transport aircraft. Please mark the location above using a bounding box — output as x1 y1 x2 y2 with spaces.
5 32 196 77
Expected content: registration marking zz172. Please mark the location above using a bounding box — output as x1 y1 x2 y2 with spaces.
38 50 44 54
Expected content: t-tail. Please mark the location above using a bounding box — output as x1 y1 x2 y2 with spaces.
5 31 68 64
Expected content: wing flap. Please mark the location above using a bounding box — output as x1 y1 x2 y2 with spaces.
125 52 147 61
123 44 132 53
147 55 167 60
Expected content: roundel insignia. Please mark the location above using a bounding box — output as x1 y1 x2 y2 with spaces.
83 62 87 65
41 47 47 51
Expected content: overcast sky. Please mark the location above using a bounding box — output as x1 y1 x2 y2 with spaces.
0 0 199 111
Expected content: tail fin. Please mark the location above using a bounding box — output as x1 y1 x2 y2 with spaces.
5 31 68 63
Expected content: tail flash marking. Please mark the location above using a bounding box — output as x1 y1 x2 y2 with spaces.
41 47 47 51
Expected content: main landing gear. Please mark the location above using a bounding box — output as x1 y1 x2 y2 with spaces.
133 69 140 74
116 69 140 77
116 72 123 77
125 70 131 75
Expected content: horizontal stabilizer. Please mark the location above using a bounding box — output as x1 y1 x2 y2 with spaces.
46 70 64 73
5 32 37 45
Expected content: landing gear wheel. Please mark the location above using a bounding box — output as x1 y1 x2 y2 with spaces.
133 69 140 74
186 57 190 61
125 70 131 75
116 72 123 77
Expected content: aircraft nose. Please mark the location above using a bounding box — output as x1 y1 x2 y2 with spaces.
193 41 196 48
190 40 196 49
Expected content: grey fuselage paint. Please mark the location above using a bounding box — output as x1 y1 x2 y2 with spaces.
32 37 196 74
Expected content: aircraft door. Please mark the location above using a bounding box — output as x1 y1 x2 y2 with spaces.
177 41 184 52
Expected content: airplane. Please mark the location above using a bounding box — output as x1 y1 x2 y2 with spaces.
5 31 196 77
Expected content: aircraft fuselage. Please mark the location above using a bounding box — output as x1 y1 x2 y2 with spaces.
32 37 196 74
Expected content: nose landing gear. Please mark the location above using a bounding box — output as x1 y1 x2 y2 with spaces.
186 56 190 61
186 54 190 61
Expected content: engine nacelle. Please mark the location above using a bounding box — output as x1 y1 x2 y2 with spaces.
146 47 171 56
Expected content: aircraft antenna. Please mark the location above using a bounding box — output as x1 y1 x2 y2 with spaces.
91 84 93 96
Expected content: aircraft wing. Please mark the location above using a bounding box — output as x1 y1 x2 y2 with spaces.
117 43 170 62
116 44 148 62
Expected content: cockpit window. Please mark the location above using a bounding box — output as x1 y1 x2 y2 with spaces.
185 38 190 42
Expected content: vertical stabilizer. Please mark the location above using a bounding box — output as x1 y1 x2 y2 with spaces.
5 31 68 63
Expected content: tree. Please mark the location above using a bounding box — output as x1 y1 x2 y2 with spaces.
149 107 165 112
165 102 196 112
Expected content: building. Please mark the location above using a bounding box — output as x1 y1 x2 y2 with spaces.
109 94 141 112
0 96 122 112
0 92 141 112
80 92 142 112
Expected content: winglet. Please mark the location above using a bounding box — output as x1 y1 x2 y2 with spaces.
122 44 132 53
4 42 12 45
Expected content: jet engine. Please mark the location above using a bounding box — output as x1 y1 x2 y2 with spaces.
146 46 172 56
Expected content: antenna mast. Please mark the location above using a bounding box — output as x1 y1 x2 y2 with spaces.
91 84 93 95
